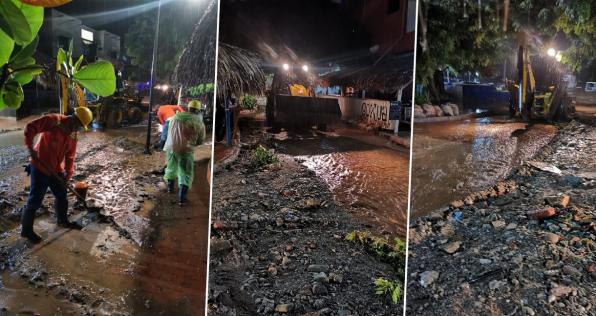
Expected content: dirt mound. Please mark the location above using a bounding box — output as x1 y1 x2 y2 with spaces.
209 125 404 315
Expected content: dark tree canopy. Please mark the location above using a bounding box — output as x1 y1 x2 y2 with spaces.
418 0 596 101
124 0 206 81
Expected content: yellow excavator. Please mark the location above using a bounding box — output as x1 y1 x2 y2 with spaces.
509 30 574 122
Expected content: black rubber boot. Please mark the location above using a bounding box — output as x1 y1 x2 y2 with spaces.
167 180 175 193
21 206 42 243
178 185 189 205
57 220 83 230
21 230 42 244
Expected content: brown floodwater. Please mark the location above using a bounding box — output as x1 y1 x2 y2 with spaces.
410 116 557 218
276 130 410 237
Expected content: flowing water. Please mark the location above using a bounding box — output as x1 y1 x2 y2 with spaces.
410 116 557 218
276 130 410 237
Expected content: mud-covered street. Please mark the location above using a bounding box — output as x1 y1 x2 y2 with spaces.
411 116 558 217
208 116 407 315
406 120 595 315
0 125 211 315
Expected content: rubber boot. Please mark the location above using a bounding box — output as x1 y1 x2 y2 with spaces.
167 180 175 193
57 220 83 230
178 185 189 205
21 206 42 244
55 192 81 230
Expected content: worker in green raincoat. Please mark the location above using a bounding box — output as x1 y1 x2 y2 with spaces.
163 100 205 205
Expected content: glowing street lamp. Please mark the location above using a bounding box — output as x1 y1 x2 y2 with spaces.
547 47 556 57
282 63 290 71
302 64 309 72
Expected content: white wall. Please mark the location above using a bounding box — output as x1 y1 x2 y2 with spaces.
97 30 121 60
319 95 395 129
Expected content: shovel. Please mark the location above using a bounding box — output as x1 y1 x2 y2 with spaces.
29 151 88 208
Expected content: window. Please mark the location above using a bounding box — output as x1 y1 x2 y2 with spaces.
388 0 400 14
81 29 94 43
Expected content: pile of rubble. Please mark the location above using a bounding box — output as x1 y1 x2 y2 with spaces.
414 103 460 118
406 121 595 315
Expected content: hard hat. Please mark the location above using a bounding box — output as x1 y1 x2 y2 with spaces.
188 100 201 110
74 107 93 131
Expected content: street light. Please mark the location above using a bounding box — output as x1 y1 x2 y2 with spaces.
282 63 289 71
547 47 556 57
302 64 308 72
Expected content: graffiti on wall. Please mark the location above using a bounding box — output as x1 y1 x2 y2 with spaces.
361 99 395 129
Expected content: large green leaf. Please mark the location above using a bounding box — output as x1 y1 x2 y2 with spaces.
73 60 116 97
12 0 43 44
1 80 24 109
10 56 35 69
12 66 43 85
10 36 37 64
0 28 14 65
0 0 32 45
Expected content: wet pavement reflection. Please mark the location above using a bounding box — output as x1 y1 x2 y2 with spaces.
411 116 557 218
275 129 410 237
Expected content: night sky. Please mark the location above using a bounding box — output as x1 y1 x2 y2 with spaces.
219 0 372 66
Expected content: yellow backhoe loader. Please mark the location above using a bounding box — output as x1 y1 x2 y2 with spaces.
509 30 575 122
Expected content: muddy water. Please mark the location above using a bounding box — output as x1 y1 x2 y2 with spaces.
411 116 557 218
276 132 410 237
0 125 210 315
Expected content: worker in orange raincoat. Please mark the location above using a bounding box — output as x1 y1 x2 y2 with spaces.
21 108 93 243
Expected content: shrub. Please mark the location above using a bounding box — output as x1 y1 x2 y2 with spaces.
374 278 402 304
414 91 429 105
251 145 278 167
241 95 257 110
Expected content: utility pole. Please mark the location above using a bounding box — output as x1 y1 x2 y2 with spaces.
144 0 163 154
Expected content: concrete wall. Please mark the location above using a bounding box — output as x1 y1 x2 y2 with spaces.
320 95 396 129
352 0 415 54
97 30 121 60
48 10 83 57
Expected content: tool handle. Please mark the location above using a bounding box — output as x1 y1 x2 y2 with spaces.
29 150 85 201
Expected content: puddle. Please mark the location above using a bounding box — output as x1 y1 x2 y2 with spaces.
411 116 557 218
276 132 410 237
